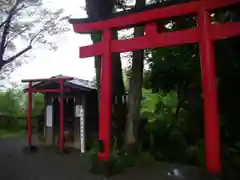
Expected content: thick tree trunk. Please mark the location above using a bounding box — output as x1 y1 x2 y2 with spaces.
125 0 146 151
85 0 127 149
90 32 102 91
112 51 127 148
91 31 126 150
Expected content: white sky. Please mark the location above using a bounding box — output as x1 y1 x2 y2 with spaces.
8 0 129 86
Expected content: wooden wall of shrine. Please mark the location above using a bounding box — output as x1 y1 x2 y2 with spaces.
43 90 99 152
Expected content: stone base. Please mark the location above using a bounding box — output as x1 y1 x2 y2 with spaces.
22 145 38 154
74 141 81 149
45 127 53 145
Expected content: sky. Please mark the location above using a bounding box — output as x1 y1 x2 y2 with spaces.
8 0 129 86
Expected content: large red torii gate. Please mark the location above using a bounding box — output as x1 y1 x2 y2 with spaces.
69 0 240 174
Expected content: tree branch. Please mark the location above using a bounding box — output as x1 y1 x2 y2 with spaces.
114 0 135 11
4 30 25 49
4 29 43 63
14 3 26 12
0 19 8 29
0 1 27 29
5 44 32 63
29 29 43 45
0 0 22 61
115 0 127 11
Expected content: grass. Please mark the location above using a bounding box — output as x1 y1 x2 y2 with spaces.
0 129 26 139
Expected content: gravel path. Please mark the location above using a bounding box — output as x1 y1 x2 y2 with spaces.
0 136 103 180
0 136 219 180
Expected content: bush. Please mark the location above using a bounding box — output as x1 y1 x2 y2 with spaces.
136 152 155 167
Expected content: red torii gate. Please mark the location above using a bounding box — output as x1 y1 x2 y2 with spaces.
22 77 73 152
69 0 240 174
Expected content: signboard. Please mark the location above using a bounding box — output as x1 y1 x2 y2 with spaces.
77 105 85 153
75 105 81 117
46 105 53 127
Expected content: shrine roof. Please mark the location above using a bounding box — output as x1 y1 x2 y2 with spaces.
24 75 96 92
69 0 194 25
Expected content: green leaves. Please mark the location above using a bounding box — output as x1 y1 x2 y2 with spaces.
0 89 22 116
0 88 44 117
144 44 200 93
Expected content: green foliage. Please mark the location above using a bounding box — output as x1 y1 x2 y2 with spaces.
136 152 155 167
31 93 44 116
144 44 200 93
0 88 44 131
195 139 205 167
141 88 161 120
140 90 189 162
88 138 155 176
140 31 240 180
0 88 26 117
0 129 25 139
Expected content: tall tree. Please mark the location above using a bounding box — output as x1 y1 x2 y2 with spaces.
125 0 145 151
85 0 127 91
85 0 127 148
0 0 69 73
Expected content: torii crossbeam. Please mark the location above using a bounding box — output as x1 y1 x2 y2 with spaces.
69 0 240 174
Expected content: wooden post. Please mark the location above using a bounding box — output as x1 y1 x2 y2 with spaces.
27 81 32 146
74 96 81 150
198 9 221 174
98 29 113 161
59 80 65 151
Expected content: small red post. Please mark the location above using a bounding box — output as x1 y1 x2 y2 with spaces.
198 9 221 174
98 29 113 161
27 81 32 146
59 80 64 151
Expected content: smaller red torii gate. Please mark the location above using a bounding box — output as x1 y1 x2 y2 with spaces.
69 0 240 174
22 77 73 151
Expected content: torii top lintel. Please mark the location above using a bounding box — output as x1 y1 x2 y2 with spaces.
69 0 240 59
69 0 239 34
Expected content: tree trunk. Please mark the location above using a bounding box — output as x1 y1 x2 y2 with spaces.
85 0 127 149
112 55 127 148
125 0 146 152
112 31 127 148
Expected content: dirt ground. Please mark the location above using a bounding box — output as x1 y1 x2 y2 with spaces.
0 136 219 180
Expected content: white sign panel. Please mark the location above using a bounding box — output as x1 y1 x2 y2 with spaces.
79 105 85 153
46 105 53 127
75 105 81 117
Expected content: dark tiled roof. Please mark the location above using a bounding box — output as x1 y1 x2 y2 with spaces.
52 75 96 90
25 75 96 92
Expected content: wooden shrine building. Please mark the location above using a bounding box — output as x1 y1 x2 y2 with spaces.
22 75 99 153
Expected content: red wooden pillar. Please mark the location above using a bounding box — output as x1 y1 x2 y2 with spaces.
145 22 158 35
198 9 221 173
98 29 113 161
27 81 32 146
59 80 65 151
